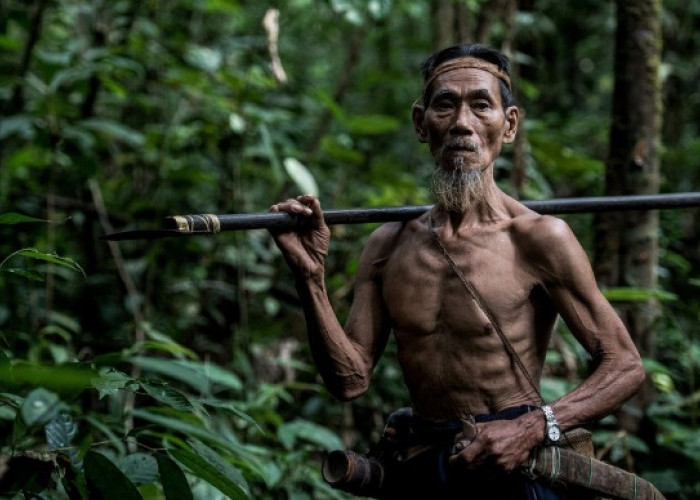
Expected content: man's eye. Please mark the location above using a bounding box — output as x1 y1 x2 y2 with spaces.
473 101 491 110
434 100 454 110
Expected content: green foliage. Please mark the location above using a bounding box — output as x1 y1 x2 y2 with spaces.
2 0 700 498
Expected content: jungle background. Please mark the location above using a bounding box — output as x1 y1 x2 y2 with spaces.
1 0 699 498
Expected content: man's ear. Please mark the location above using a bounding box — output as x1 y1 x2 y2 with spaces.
502 106 519 144
412 105 428 143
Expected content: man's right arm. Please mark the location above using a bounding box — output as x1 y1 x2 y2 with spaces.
270 195 393 401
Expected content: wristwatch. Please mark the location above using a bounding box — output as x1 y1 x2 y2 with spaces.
541 405 561 446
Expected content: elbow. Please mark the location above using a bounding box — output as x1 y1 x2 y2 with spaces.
629 356 646 394
618 352 646 399
326 376 370 402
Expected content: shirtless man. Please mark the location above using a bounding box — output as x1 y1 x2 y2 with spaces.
270 44 645 498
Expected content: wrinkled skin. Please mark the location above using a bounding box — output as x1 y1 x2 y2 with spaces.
270 67 645 475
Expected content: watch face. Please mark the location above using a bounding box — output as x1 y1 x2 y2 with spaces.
548 425 561 442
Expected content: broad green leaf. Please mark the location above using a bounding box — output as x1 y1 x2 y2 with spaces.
91 369 136 399
21 388 65 426
84 451 141 500
1 362 96 391
156 453 193 500
140 380 200 413
199 398 263 433
0 248 85 276
283 157 319 197
121 453 159 486
130 357 210 393
277 419 344 451
133 409 264 476
0 268 44 281
170 440 249 500
0 213 47 224
188 439 250 491
130 356 242 394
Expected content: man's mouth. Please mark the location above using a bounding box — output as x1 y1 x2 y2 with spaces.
443 139 478 153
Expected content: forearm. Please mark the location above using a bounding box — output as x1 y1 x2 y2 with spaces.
551 348 645 431
295 274 371 401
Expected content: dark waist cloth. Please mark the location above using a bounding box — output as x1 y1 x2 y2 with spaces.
380 405 564 499
409 404 539 442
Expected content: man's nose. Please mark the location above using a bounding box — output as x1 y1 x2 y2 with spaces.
451 104 474 134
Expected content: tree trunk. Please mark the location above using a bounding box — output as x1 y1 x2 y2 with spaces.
593 0 663 433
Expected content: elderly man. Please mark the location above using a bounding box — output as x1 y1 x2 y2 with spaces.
270 43 645 499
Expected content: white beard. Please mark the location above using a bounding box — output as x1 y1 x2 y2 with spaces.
431 160 486 214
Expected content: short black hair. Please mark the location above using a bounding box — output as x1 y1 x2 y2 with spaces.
419 44 515 110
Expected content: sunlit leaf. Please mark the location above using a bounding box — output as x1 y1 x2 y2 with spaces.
602 287 677 302
283 157 319 196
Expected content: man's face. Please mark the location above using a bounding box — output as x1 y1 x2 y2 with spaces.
413 67 518 173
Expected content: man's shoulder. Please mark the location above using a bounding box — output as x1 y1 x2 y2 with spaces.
361 220 411 263
507 207 580 261
508 209 589 284
510 211 572 242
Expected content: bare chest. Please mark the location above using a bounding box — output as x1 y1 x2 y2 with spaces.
381 229 543 336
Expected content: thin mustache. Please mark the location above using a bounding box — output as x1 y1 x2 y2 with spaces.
442 138 479 152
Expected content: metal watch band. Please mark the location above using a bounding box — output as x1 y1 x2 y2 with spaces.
541 404 561 446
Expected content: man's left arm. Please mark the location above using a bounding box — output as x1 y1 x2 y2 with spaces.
451 216 645 471
527 216 645 433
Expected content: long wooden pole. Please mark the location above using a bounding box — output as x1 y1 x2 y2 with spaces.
102 192 700 241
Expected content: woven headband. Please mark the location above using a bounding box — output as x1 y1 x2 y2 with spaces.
419 56 511 106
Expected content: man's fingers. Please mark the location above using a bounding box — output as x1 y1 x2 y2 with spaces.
297 195 325 226
270 197 315 216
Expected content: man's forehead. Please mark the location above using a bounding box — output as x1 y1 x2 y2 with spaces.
423 56 510 92
430 68 502 92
